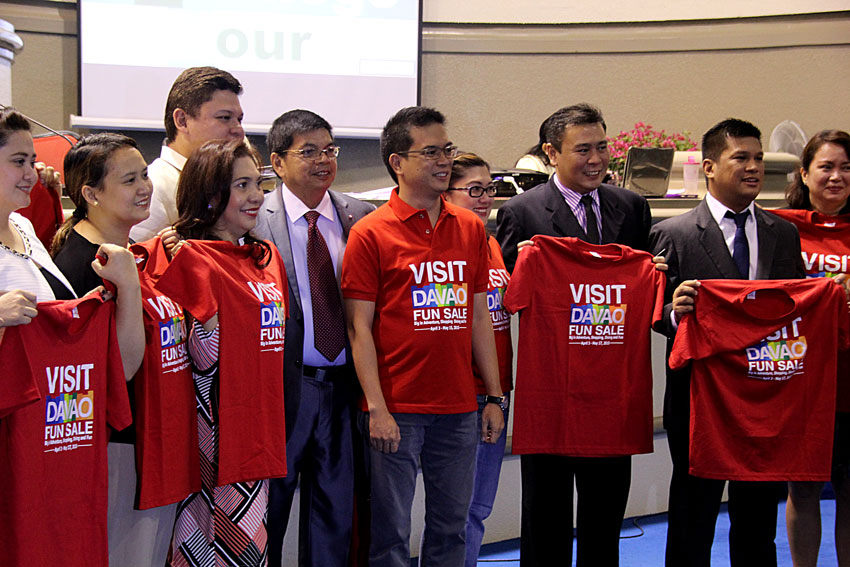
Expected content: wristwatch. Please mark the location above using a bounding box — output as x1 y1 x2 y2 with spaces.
485 395 506 406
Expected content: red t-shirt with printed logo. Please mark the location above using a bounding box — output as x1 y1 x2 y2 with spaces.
769 208 850 412
504 236 665 456
473 235 513 395
341 190 489 414
0 295 131 567
130 237 199 509
156 239 288 486
670 278 849 481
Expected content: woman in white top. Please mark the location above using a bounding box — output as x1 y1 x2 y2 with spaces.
0 107 143 377
515 117 555 176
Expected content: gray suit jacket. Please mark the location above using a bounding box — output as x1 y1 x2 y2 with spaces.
254 187 375 437
648 199 806 431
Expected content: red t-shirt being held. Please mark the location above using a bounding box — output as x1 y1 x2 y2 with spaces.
670 278 849 481
473 235 513 395
341 190 489 414
0 295 131 567
504 236 665 456
156 239 288 486
769 208 850 412
130 237 199 509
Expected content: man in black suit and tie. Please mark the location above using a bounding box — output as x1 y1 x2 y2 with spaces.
648 118 806 567
496 103 652 567
254 109 374 567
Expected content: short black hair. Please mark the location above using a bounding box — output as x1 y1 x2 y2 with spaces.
380 106 445 183
164 66 242 143
702 118 762 162
266 109 333 155
543 103 606 150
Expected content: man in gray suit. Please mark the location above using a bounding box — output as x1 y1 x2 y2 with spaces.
649 118 806 567
254 109 374 567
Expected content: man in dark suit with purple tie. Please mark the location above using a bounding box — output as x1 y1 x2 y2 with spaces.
496 103 652 567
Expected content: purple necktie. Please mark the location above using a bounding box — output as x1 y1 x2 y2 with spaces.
305 211 345 361
725 210 750 279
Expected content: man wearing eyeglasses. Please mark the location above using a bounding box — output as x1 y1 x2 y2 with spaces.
341 107 505 567
254 109 375 567
495 103 653 567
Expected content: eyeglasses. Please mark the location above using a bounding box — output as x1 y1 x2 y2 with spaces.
397 144 459 161
447 184 498 198
281 146 340 162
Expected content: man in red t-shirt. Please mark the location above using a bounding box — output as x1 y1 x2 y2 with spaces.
341 107 504 567
649 118 807 567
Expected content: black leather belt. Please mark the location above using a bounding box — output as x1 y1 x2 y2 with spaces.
303 365 350 382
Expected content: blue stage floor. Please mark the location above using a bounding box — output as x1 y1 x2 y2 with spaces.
472 499 839 566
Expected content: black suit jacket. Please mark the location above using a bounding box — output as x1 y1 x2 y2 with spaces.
254 187 375 437
495 178 652 272
648 199 806 432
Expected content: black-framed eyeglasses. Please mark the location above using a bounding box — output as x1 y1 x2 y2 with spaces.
397 144 458 161
447 184 498 198
281 146 340 162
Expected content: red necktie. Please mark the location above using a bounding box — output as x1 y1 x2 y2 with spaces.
305 211 346 361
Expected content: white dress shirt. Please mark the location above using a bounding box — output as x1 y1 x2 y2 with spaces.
130 145 187 242
704 191 758 279
281 186 347 367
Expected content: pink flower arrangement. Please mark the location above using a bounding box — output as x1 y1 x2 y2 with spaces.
607 122 698 181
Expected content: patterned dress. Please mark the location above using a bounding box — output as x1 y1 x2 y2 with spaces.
170 320 269 567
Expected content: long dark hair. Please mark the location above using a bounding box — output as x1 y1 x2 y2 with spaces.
174 139 271 267
52 133 140 255
785 129 850 213
522 117 551 165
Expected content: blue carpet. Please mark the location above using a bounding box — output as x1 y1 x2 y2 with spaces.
473 499 840 566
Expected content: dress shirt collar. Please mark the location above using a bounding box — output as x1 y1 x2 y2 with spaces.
704 191 756 226
161 144 188 172
387 188 455 222
281 183 335 224
552 173 600 208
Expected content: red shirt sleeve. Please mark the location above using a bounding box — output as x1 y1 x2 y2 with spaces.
502 240 538 315
652 265 667 329
341 225 380 302
155 242 221 323
472 222 489 295
0 327 41 418
103 301 132 431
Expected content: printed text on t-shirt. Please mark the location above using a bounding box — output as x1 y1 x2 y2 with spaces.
248 281 286 350
409 261 469 332
44 363 95 453
568 283 627 346
745 317 806 380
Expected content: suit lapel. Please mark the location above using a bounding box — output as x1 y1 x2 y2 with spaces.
597 185 626 244
330 191 355 240
754 207 777 279
694 199 741 279
543 179 584 238
266 187 303 316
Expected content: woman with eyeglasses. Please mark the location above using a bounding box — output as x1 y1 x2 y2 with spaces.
443 152 513 567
